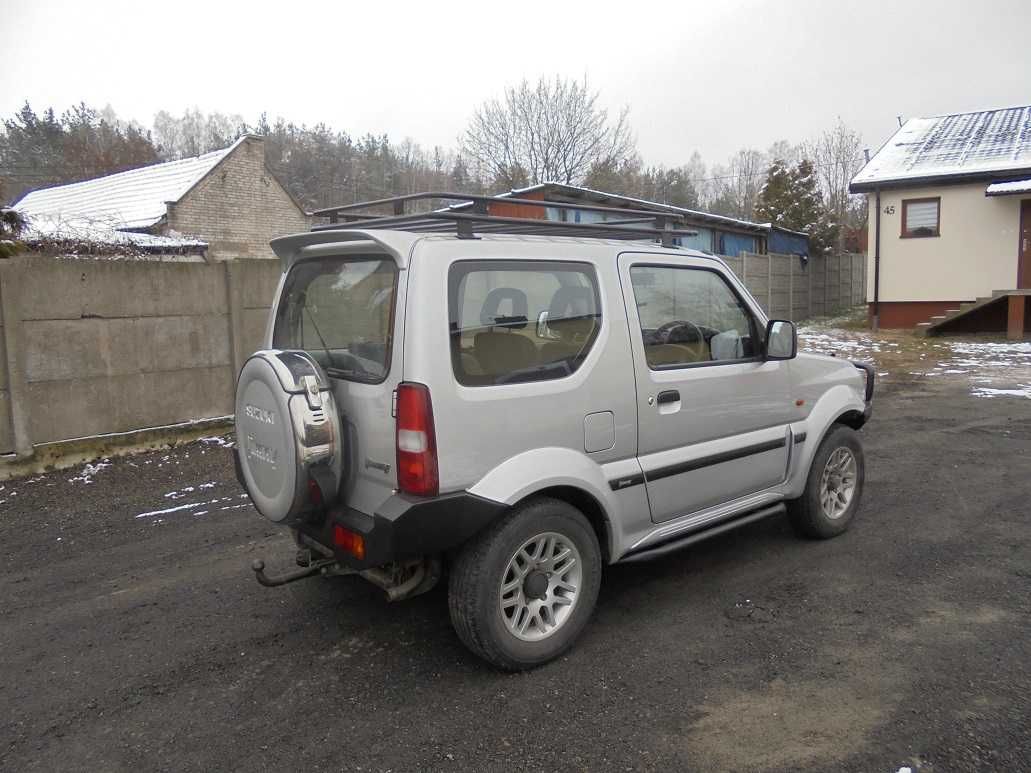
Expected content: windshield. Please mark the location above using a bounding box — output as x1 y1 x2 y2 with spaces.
272 256 398 383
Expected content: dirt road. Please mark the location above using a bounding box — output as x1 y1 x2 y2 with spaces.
2 332 1029 772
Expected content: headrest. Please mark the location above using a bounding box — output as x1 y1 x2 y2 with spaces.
548 286 595 319
480 287 529 329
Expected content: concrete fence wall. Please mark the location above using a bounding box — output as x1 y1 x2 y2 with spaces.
0 251 865 457
723 252 867 321
0 257 281 457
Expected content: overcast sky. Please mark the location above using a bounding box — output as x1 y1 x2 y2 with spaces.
3 0 1029 166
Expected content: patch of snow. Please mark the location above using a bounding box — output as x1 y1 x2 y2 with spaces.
971 384 1031 399
947 340 1031 357
134 500 209 519
68 459 112 484
135 494 250 519
199 435 235 448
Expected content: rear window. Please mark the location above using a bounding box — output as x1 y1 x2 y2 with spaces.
273 256 397 383
448 260 601 386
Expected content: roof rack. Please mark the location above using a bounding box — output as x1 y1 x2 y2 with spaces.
310 192 698 247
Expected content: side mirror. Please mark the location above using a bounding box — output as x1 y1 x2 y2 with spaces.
764 319 797 360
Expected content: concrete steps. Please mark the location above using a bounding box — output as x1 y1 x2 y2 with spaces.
915 291 1021 337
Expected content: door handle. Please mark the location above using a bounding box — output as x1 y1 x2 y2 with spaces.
656 389 680 405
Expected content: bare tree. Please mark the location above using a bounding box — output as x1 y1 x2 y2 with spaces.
707 148 768 220
153 108 245 159
804 119 865 251
462 76 635 189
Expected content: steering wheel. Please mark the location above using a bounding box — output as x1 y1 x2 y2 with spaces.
655 320 707 362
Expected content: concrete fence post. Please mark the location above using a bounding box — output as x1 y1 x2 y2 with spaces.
807 257 813 319
823 255 828 314
828 255 837 313
767 254 773 315
787 256 794 321
224 261 246 392
0 260 33 458
848 253 855 306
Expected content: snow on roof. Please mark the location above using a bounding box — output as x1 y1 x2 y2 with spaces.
985 177 1031 196
852 105 1031 190
14 136 248 230
23 214 207 251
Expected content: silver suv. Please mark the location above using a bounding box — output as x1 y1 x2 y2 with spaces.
234 194 874 670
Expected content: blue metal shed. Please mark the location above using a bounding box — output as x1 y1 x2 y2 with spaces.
768 226 810 256
496 183 771 257
718 231 760 257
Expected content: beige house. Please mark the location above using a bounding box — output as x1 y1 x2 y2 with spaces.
15 135 310 260
850 105 1031 338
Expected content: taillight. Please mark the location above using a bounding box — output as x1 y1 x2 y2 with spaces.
332 524 366 560
395 382 439 497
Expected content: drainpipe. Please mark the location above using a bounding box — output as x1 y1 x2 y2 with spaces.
872 188 881 331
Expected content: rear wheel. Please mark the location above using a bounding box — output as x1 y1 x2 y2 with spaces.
787 424 865 539
448 497 601 671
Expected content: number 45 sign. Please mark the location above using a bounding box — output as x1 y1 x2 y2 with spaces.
883 204 896 215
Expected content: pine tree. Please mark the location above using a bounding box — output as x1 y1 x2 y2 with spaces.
755 158 836 254
754 160 794 226
0 179 27 257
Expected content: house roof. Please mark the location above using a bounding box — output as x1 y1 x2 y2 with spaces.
502 182 773 234
14 136 250 230
851 105 1031 192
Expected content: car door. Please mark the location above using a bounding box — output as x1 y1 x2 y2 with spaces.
617 253 795 523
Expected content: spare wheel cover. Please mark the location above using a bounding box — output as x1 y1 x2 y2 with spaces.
236 356 300 522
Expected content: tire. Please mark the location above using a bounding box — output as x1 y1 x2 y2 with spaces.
448 497 602 671
787 424 865 540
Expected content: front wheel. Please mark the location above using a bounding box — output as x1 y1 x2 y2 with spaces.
448 497 602 671
787 424 865 539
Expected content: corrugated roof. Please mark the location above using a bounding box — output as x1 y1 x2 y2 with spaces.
491 182 773 234
851 105 1031 190
15 137 247 230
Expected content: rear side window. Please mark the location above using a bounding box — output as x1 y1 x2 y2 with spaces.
273 256 397 383
449 261 601 386
628 265 758 369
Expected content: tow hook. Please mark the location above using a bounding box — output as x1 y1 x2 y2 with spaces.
251 558 338 587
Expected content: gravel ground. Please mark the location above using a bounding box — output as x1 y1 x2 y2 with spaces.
1 328 1030 772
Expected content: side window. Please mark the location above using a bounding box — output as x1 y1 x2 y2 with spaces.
448 261 601 386
628 265 758 369
901 197 940 238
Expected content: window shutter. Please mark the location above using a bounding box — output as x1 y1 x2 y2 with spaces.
905 200 939 233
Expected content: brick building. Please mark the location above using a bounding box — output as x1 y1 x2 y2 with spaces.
14 135 309 260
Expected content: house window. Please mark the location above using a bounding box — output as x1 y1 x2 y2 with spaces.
901 197 941 238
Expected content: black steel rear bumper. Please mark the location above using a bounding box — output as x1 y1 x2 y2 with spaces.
233 449 507 569
297 491 507 570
